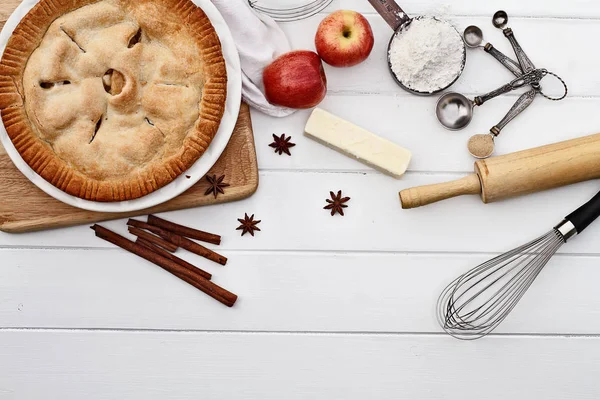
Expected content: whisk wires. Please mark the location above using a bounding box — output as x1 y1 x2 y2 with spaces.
248 0 333 22
437 229 565 340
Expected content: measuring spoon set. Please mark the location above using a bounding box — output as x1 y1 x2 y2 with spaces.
436 11 568 158
365 3 568 159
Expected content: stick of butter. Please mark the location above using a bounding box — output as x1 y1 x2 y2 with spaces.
304 108 412 178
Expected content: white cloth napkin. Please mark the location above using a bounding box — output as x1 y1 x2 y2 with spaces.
211 0 296 117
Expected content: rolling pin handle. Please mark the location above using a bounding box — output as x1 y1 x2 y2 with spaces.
399 174 482 209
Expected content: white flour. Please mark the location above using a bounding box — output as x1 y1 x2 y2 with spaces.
389 17 464 93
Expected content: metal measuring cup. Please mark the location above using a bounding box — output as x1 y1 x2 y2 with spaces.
436 68 546 130
367 0 466 95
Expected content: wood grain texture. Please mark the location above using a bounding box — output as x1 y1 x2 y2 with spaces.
3 1 600 399
400 173 481 209
254 95 600 174
4 249 600 334
340 0 600 17
1 330 600 400
6 171 600 256
477 132 600 203
282 16 594 96
0 103 258 233
0 0 19 30
400 132 600 208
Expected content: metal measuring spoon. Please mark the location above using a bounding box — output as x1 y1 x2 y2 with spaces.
436 68 545 130
468 89 537 158
463 25 523 78
367 0 466 95
492 11 539 86
493 11 569 101
492 10 509 29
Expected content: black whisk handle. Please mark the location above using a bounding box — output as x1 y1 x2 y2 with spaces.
566 190 600 234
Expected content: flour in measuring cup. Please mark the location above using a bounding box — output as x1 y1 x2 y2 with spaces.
389 17 464 93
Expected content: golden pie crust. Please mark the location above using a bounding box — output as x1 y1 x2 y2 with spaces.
0 0 227 202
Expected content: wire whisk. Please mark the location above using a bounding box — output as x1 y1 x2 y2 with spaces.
248 0 333 22
438 189 600 340
438 229 564 340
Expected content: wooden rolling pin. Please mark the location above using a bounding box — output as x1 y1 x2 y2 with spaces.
400 132 600 209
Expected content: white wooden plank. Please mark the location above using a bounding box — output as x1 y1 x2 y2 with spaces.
280 16 589 96
1 330 599 400
252 96 600 173
333 0 600 18
1 249 600 334
2 171 600 255
2 2 600 397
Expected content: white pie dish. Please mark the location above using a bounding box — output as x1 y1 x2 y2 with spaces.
0 0 242 213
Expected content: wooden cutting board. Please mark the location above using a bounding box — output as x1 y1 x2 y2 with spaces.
0 1 258 233
0 103 259 233
0 0 20 30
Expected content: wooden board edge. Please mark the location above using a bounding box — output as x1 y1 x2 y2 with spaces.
0 105 259 234
0 178 259 233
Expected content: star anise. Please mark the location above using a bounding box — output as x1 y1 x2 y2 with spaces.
204 174 230 198
269 133 296 156
236 213 261 236
324 190 351 216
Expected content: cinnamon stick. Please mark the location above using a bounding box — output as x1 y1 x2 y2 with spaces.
136 237 211 280
147 214 221 245
127 219 227 266
165 268 236 307
128 226 178 253
92 225 237 307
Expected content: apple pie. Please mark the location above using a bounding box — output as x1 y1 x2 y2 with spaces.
0 0 227 201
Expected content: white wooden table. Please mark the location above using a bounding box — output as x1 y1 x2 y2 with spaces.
2 1 600 398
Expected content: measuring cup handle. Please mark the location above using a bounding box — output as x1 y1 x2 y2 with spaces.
492 88 536 134
475 69 544 105
484 43 523 77
367 0 410 31
503 28 536 73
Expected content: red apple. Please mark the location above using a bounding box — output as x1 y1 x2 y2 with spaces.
315 10 374 67
263 50 327 109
